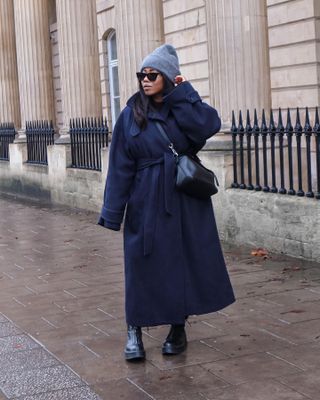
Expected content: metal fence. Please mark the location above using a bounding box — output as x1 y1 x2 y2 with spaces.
26 120 55 165
0 123 16 161
231 108 320 199
70 117 108 171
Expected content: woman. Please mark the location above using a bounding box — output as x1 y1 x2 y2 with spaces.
98 44 235 361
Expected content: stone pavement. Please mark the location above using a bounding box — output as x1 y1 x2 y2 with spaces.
0 194 320 400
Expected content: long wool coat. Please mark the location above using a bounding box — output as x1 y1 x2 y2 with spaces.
98 82 235 327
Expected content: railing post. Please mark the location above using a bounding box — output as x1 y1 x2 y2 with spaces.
253 109 261 191
238 110 246 189
92 118 97 170
70 119 75 167
261 109 269 192
286 108 295 195
231 110 239 188
76 118 81 167
314 107 320 199
277 108 286 194
295 108 304 197
245 110 254 190
304 107 314 198
269 109 278 193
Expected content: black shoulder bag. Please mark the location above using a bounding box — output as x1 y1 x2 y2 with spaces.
155 122 219 200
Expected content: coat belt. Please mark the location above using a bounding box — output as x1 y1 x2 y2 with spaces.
136 153 176 256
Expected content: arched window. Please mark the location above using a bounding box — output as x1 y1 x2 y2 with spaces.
107 31 120 128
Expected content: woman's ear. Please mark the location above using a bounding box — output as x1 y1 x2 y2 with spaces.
174 75 186 85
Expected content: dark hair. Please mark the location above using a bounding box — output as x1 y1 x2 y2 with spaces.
133 74 175 130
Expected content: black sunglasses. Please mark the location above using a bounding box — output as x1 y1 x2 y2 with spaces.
136 72 161 82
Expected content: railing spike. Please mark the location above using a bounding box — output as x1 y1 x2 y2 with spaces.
231 110 236 129
253 109 258 128
278 108 284 130
286 108 293 131
269 109 275 130
261 109 267 130
231 110 237 132
246 109 250 124
315 107 320 131
238 110 243 130
304 106 311 131
295 107 302 132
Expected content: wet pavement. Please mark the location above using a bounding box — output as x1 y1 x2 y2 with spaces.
0 193 320 399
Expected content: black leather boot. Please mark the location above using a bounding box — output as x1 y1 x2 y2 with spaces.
124 325 145 361
162 324 187 355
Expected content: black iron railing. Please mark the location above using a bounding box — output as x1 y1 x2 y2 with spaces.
0 123 16 161
70 117 108 171
231 108 320 199
26 120 55 165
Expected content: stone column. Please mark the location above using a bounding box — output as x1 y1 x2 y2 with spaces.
116 0 164 106
56 0 102 141
0 0 20 126
14 0 55 137
206 0 271 129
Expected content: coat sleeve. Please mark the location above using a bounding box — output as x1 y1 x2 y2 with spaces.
98 110 136 231
163 81 221 144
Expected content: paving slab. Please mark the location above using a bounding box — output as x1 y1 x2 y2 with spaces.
0 335 40 355
1 194 320 399
277 370 320 399
204 379 310 400
15 386 100 400
0 348 59 381
1 365 84 398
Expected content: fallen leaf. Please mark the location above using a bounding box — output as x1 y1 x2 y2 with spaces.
251 248 269 258
280 309 305 315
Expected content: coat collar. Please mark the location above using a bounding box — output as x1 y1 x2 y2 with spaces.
126 93 170 136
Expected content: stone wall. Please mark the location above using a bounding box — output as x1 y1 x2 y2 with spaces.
199 147 320 262
222 189 320 261
0 143 108 212
0 143 319 262
162 0 210 103
267 0 320 109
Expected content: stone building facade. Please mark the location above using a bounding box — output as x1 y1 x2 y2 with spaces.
0 0 319 261
1 0 319 133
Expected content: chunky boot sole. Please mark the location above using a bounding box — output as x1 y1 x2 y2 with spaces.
162 341 187 355
125 349 146 361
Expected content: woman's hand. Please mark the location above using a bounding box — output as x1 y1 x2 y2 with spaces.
174 75 187 86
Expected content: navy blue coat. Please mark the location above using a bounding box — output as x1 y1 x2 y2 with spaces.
98 82 235 327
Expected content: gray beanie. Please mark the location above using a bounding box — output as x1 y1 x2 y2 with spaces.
140 44 181 82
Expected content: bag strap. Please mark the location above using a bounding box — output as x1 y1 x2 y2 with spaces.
155 121 179 157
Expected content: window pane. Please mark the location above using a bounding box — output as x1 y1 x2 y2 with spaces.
114 97 121 122
112 66 119 97
110 33 117 60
